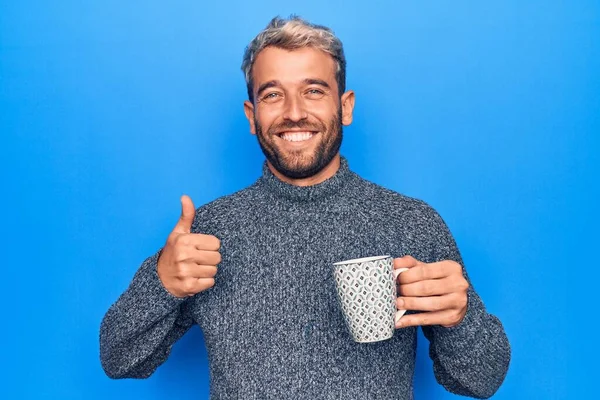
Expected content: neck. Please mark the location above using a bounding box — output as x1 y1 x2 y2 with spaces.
267 154 341 187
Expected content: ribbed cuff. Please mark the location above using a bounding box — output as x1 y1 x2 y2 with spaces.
429 288 484 341
126 250 187 314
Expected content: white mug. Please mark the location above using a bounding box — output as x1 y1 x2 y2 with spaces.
332 255 408 343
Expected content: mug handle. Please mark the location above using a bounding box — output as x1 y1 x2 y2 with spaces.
392 268 409 325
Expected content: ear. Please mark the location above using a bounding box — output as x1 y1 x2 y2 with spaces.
243 100 256 135
340 90 355 126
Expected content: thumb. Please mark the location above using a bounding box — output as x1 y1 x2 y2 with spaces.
394 255 421 269
173 195 196 233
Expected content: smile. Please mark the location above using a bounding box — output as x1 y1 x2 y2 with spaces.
278 131 318 142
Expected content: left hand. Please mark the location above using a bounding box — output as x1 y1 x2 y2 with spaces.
394 255 469 328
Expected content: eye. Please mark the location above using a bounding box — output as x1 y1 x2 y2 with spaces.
261 92 282 102
305 88 325 99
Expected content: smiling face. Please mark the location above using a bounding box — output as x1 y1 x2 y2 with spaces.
244 46 355 186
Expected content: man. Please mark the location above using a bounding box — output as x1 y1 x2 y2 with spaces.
100 16 510 399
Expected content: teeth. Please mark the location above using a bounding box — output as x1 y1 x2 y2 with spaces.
280 131 315 142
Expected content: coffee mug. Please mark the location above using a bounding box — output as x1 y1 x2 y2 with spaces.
332 255 408 343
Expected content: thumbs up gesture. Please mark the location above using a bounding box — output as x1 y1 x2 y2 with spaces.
157 195 221 298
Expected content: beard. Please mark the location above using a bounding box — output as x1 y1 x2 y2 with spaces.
254 107 343 180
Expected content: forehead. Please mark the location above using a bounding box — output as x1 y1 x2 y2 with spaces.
252 46 336 88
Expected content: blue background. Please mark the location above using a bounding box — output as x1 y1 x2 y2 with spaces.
2 1 598 399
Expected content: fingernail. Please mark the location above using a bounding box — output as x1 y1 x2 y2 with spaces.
397 298 404 308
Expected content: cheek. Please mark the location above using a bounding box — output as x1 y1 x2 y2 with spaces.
255 108 280 132
308 102 338 121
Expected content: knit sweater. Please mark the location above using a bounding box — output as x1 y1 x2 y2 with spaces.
100 156 510 399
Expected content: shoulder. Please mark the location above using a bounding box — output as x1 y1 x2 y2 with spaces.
191 183 261 233
351 175 454 244
354 176 458 261
354 175 444 223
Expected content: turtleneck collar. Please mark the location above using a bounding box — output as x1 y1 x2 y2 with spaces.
257 155 354 202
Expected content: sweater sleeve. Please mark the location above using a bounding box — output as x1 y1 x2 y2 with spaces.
99 250 195 379
420 210 511 399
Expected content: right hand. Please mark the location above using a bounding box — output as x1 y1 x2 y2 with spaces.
157 195 221 298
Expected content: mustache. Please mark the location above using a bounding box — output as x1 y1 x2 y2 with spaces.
267 120 325 135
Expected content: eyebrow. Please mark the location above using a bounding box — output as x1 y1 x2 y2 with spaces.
256 80 279 98
303 78 330 89
256 78 331 98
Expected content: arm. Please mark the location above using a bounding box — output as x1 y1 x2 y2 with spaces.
100 195 220 379
99 250 194 379
421 212 511 399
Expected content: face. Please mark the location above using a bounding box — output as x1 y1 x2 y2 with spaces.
244 46 355 181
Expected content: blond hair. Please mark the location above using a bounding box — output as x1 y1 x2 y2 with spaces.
241 16 346 102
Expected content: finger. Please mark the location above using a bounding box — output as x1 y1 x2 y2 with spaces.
395 309 456 328
396 293 461 312
176 249 221 267
399 277 456 297
182 277 216 296
176 233 221 251
392 267 409 281
192 250 222 266
173 195 196 234
196 277 216 292
187 264 218 279
398 262 449 285
393 255 422 270
195 236 221 252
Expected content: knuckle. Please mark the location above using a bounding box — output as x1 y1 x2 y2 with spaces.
421 281 434 296
462 280 470 291
202 265 218 277
205 278 216 288
437 263 448 277
460 294 469 308
166 233 176 245
183 263 196 278
171 263 184 278
455 312 463 324
174 249 188 263
181 279 195 294
174 234 188 247
167 234 181 248
452 294 464 308
452 263 464 276
450 312 462 325
457 279 469 293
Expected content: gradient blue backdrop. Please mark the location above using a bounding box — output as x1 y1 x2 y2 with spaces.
2 1 598 399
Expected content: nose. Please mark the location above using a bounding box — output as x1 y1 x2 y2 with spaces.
282 94 308 122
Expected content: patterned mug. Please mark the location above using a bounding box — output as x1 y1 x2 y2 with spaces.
332 255 408 343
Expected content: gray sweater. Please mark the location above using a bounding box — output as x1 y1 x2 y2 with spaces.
100 156 510 399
